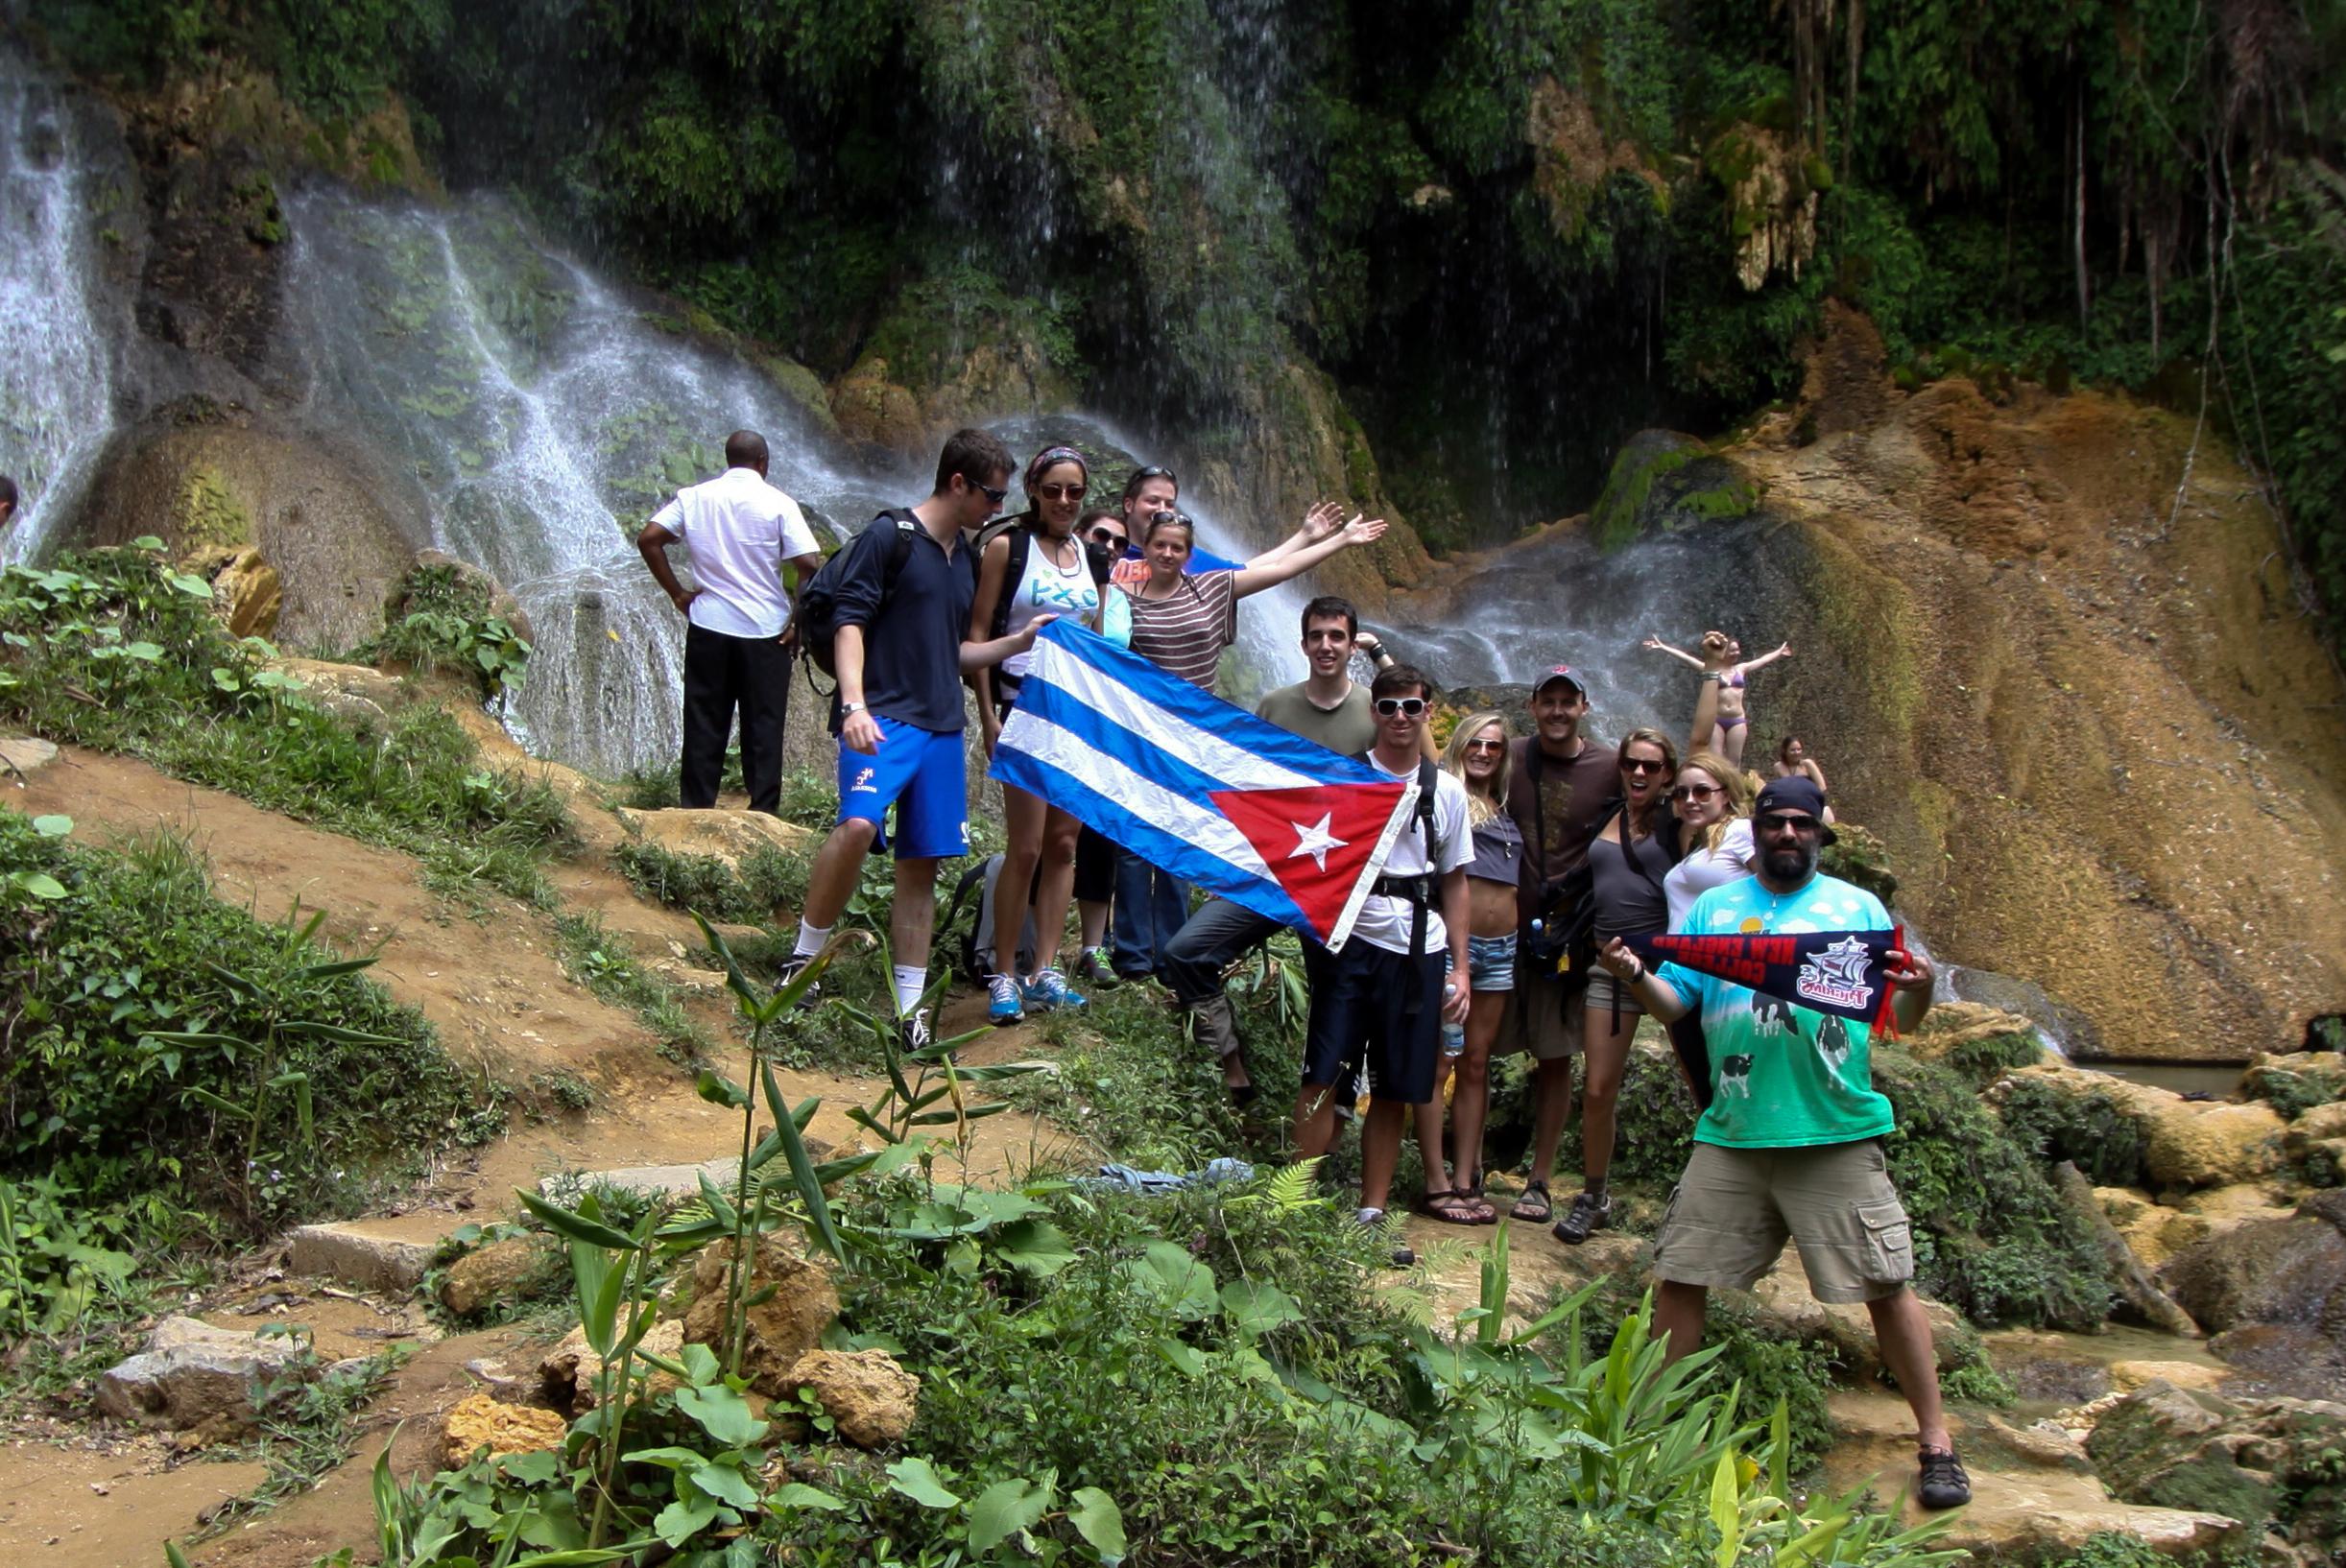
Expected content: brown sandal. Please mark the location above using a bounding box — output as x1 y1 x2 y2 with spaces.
1417 1190 1485 1226
1510 1178 1553 1224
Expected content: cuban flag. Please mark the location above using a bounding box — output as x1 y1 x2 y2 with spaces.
993 620 1420 949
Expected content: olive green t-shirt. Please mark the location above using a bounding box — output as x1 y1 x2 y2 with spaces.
1254 681 1376 756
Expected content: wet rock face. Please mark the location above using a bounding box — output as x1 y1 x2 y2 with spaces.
2087 1380 2346 1556
2161 1193 2346 1396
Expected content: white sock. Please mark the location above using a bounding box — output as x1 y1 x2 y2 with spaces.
793 920 831 960
894 965 927 1016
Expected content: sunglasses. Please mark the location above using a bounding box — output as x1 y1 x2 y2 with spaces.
1756 812 1823 836
1463 739 1504 754
971 479 1010 506
1037 483 1088 502
1668 783 1720 802
1621 757 1669 775
1374 697 1428 718
1087 527 1128 549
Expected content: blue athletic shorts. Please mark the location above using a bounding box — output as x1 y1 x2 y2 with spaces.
837 716 968 860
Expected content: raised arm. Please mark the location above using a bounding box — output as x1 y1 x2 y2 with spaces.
1244 501 1349 571
1641 633 1706 671
1595 937 1691 1024
1231 512 1386 600
1740 641 1793 674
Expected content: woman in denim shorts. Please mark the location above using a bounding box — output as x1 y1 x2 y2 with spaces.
1424 711 1522 1224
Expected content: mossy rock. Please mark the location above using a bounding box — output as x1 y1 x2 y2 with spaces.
1816 820 1897 907
2087 1381 2346 1553
1588 430 1758 551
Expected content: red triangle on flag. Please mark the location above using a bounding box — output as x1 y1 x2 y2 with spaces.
1209 780 1411 942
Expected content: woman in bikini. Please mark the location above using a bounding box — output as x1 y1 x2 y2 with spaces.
1420 711 1519 1225
1642 630 1792 770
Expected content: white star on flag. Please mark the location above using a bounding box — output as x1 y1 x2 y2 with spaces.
1287 813 1347 872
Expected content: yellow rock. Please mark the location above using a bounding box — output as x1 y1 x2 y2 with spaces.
783 1348 920 1449
2107 1360 2230 1394
442 1392 566 1468
2142 1102 2287 1190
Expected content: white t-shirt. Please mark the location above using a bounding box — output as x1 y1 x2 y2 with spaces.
1350 753 1472 959
652 465 822 639
999 533 1101 679
1665 816 1756 931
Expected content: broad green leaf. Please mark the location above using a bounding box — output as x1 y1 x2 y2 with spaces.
11 871 65 900
687 910 754 1005
695 1069 749 1108
509 1548 655 1566
885 1456 962 1509
1130 1241 1217 1319
1710 1451 1741 1568
691 1457 761 1510
618 1445 707 1470
994 1218 1077 1276
1068 1487 1127 1564
30 815 71 838
676 1384 769 1448
652 1496 721 1548
761 1058 843 1261
1154 1337 1207 1376
766 1482 848 1511
167 571 214 598
516 1188 639 1252
1229 1274 1304 1331
965 1474 1054 1554
183 1085 253 1120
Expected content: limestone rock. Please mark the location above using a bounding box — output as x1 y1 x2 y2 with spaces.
287 1221 437 1294
442 1391 567 1468
2293 1102 2346 1142
539 1319 686 1414
2160 1197 2346 1336
783 1348 919 1449
682 1234 840 1397
2110 1360 2233 1394
1707 121 1820 291
2100 1186 2213 1271
96 1316 313 1430
1522 75 1664 244
192 544 281 638
0 735 59 777
441 1237 548 1319
1748 1254 1976 1379
2088 1381 2346 1554
2143 1101 2288 1190
540 1158 741 1203
1904 1002 2047 1074
615 807 815 876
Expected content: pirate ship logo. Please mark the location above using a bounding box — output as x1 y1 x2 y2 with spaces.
1795 936 1876 1012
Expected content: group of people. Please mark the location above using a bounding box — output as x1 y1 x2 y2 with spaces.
636 427 1970 1511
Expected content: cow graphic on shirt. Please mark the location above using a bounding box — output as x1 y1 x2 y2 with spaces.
1814 1014 1852 1085
1751 992 1798 1034
1718 1054 1755 1099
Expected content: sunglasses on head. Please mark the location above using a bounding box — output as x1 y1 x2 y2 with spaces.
1037 482 1087 502
1621 756 1669 775
1374 697 1428 718
1668 782 1720 802
1132 464 1177 487
1756 812 1823 836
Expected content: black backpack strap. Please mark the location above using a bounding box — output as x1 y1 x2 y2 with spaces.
986 525 1033 640
1364 752 1443 966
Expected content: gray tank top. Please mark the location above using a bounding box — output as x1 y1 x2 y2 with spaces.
1465 813 1522 885
1589 825 1673 940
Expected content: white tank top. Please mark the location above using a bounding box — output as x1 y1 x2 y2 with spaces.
1000 531 1099 678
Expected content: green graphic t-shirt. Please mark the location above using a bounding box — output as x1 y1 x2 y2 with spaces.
1661 873 1898 1149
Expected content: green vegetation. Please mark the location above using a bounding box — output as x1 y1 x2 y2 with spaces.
614 838 805 928
1996 1070 2149 1189
553 912 716 1067
1 810 498 1235
359 559 534 702
0 543 572 903
196 1335 411 1538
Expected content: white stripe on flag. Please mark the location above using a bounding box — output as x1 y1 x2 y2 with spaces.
1003 709 1278 882
1036 635 1318 789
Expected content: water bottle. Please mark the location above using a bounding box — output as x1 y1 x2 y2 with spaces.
1441 982 1465 1057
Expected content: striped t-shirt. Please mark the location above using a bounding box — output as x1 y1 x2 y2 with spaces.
1120 570 1237 692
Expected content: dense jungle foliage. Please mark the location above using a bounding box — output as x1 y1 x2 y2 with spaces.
28 0 2346 630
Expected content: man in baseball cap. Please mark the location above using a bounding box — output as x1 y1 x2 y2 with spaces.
1751 775 1836 843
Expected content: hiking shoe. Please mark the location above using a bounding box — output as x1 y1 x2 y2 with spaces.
1072 947 1120 989
1916 1446 1971 1509
775 956 822 1010
898 1008 933 1054
985 973 1025 1026
1022 967 1086 1012
1551 1190 1612 1246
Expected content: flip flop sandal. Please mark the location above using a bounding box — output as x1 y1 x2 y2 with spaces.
1510 1178 1553 1224
1416 1190 1486 1226
1462 1191 1499 1224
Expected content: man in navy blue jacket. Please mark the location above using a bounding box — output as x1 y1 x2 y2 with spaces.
783 429 1054 1046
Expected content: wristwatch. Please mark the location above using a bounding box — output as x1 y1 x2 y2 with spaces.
840 701 868 716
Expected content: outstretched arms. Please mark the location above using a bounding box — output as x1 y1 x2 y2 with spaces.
1642 633 1707 671
1232 510 1386 600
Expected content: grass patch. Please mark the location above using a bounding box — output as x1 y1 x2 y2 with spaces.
612 839 805 926
552 912 719 1066
1 810 503 1240
194 1337 410 1538
0 543 574 905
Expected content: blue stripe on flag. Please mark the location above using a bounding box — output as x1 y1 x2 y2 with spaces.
1015 679 1277 810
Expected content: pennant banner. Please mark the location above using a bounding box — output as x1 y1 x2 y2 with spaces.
1622 926 1907 1031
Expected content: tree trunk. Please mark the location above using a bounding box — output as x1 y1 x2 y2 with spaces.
2074 78 2092 326
1840 0 1864 188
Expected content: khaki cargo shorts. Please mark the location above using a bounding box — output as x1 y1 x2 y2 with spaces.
1495 956 1585 1061
1653 1138 1914 1304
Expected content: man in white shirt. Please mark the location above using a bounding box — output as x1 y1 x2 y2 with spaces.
1293 663 1472 1256
636 431 826 816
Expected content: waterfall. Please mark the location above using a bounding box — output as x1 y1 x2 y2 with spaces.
0 58 114 564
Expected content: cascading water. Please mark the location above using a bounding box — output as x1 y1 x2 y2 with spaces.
278 192 1307 776
0 57 115 565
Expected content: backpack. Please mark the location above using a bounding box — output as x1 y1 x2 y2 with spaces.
795 510 922 680
1364 755 1447 958
940 852 1041 986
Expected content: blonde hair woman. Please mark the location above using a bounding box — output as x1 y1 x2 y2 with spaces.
1420 711 1520 1224
1664 751 1757 932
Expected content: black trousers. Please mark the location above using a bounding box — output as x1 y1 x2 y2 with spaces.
681 623 791 815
